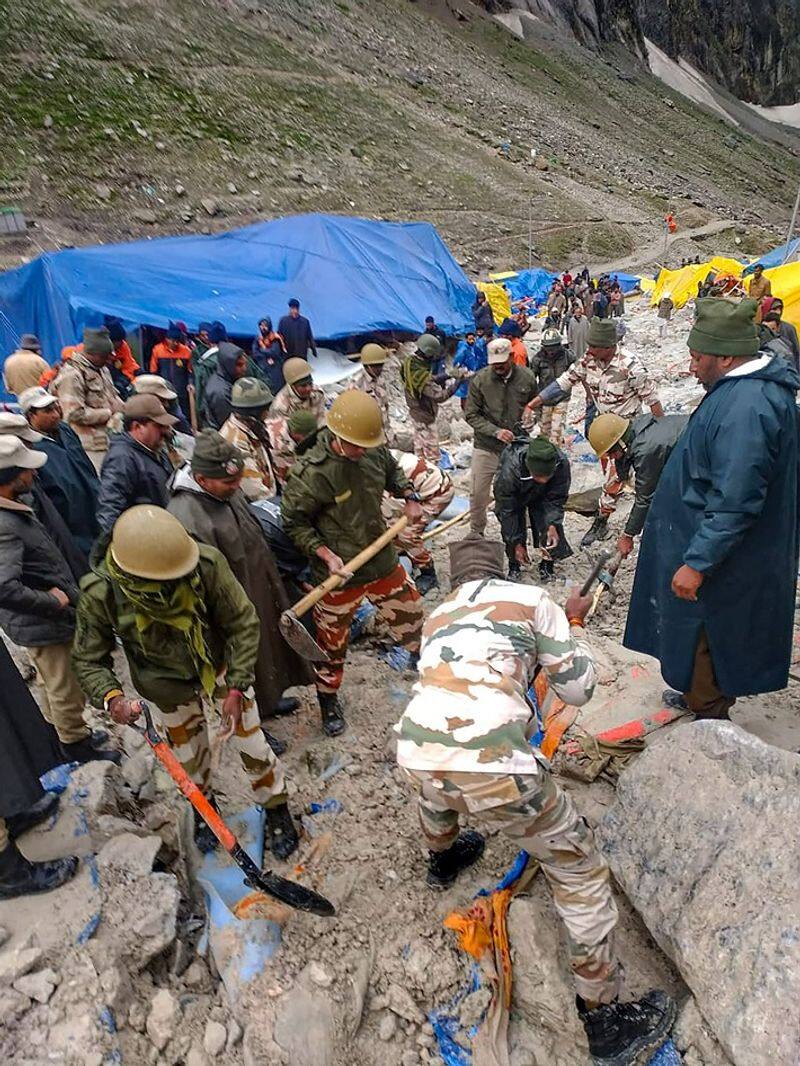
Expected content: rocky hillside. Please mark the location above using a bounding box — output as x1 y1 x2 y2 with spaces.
636 0 800 106
1 0 799 276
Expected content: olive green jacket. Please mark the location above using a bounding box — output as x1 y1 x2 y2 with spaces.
464 364 537 454
281 428 410 585
72 544 260 708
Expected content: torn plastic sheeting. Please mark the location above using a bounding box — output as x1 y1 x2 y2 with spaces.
196 806 282 1002
430 494 469 525
429 966 482 1066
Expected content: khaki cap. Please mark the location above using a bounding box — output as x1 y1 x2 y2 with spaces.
18 386 58 414
132 374 178 401
0 412 43 443
122 394 178 427
0 435 47 471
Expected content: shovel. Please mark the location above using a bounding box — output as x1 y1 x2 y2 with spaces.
280 516 408 661
136 704 335 917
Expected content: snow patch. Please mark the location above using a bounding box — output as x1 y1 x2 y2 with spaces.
743 100 800 130
644 37 739 127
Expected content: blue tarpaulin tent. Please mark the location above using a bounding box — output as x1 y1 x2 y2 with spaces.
502 268 557 306
606 271 641 293
743 237 800 275
0 214 476 377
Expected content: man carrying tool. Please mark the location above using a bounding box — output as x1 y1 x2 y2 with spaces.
625 298 800 721
281 391 425 737
72 504 301 860
526 319 663 548
464 337 537 537
394 535 676 1065
494 434 572 580
401 334 460 462
381 449 455 595
587 412 688 559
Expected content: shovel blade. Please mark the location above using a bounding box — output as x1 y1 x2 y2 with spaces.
279 610 330 662
244 870 336 917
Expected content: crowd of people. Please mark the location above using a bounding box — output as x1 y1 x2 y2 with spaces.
0 263 797 1066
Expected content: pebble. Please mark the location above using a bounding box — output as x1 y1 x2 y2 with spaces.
401 1053 420 1066
133 208 157 224
146 988 180 1051
13 968 59 1004
226 182 238 194
186 1050 208 1066
183 960 207 987
203 1019 227 1057
94 184 112 201
378 1011 397 1041
226 1017 243 1050
0 946 43 985
43 114 53 128
307 961 333 988
201 197 220 217
174 183 187 196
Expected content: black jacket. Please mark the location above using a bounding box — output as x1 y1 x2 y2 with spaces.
202 343 242 429
96 432 174 533
493 438 572 558
0 498 79 647
615 413 688 537
472 298 495 333
529 345 575 393
277 314 316 358
33 422 100 556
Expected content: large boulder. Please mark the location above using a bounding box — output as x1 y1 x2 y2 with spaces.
597 722 800 1065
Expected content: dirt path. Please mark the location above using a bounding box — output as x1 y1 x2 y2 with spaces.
589 218 741 274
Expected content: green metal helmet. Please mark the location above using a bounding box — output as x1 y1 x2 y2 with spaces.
541 328 562 348
231 376 273 409
416 334 442 360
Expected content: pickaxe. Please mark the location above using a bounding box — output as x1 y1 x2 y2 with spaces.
586 551 623 619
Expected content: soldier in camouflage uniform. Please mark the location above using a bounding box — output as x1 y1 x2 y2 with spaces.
266 358 326 485
401 334 459 462
395 535 676 1064
282 391 424 737
526 318 664 547
219 377 278 500
347 343 393 442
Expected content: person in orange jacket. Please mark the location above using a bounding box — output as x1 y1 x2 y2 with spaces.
42 319 139 398
150 324 193 415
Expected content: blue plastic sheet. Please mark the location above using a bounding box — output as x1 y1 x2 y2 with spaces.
0 214 477 391
743 237 800 275
503 268 558 307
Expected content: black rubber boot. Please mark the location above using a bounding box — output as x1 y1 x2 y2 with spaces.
415 564 439 596
538 559 555 582
90 728 110 748
6 793 60 839
262 728 287 757
318 693 346 737
60 736 121 765
270 697 300 718
661 689 689 711
193 796 221 854
0 841 78 900
578 990 677 1065
265 803 299 861
427 830 486 889
580 515 610 549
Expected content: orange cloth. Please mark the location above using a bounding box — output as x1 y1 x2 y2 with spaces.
150 341 192 374
510 337 527 366
111 339 140 382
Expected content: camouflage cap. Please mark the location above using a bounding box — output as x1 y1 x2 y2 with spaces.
231 376 273 409
586 319 617 348
191 429 245 479
83 327 113 357
449 534 506 588
287 409 320 437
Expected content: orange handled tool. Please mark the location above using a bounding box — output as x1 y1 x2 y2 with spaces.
137 704 335 917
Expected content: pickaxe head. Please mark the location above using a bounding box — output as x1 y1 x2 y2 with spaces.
597 551 624 594
279 609 330 662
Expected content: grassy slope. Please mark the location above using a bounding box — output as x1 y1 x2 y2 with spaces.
1 0 798 271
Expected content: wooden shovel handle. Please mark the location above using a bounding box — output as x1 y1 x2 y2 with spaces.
291 516 409 619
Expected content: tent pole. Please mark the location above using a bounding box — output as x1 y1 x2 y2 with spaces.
782 182 800 265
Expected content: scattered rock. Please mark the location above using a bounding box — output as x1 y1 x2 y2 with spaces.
308 961 334 988
386 982 425 1023
174 183 187 196
534 155 549 171
95 184 113 202
599 723 800 1066
226 182 238 194
186 1049 209 1066
0 988 31 1025
273 985 335 1066
226 1017 244 1050
183 959 208 987
133 208 158 224
0 947 43 985
128 999 147 1033
204 1019 227 1057
13 968 59 1004
378 1012 397 1041
201 197 220 216
43 114 53 129
146 988 180 1051
96 832 160 878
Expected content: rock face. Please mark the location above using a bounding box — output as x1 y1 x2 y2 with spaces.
635 0 800 105
598 722 800 1065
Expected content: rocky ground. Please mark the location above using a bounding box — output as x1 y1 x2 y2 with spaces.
1 298 797 1065
2 0 799 278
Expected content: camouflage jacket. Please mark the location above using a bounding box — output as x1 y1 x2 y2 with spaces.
281 428 410 585
265 382 326 485
51 353 124 452
389 449 452 501
395 579 596 775
219 413 277 501
347 368 392 438
551 348 660 418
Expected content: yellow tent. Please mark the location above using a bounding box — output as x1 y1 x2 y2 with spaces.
761 262 800 328
488 271 519 282
650 256 744 309
477 281 511 327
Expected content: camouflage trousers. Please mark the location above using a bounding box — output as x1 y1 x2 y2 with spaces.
412 422 441 463
405 767 622 1005
382 482 455 568
537 400 569 448
599 456 628 516
313 563 423 694
157 690 286 809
